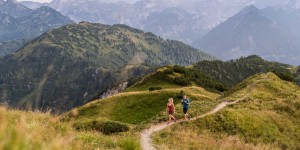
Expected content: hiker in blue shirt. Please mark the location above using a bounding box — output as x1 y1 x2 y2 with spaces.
181 95 190 120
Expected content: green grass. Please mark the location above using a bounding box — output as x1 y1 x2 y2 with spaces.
153 73 300 150
72 86 220 125
126 67 183 92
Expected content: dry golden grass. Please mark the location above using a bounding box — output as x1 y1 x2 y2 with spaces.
0 107 81 150
153 125 278 150
0 107 142 150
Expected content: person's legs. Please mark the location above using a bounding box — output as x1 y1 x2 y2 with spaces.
168 114 172 123
183 108 187 119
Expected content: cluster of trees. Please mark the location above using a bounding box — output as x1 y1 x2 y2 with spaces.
195 55 298 87
163 65 227 92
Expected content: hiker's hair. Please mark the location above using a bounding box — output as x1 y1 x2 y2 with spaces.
169 98 173 103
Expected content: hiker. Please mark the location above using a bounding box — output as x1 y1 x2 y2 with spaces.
166 98 176 124
181 95 190 120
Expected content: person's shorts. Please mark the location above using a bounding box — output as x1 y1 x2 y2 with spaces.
183 108 188 114
168 111 174 115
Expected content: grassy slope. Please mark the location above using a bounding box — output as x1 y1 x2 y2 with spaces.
71 66 221 125
153 73 300 149
1 66 222 150
0 107 143 150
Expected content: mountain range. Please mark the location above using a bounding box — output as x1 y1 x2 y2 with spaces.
21 0 300 65
193 5 300 65
0 22 215 113
0 0 73 56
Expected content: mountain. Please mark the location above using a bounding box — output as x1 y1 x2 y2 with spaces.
1 56 300 149
16 0 243 44
193 5 300 65
19 1 43 10
21 0 300 46
0 12 19 41
0 39 28 56
154 72 300 149
262 6 300 38
195 55 296 87
0 22 216 113
0 0 32 18
0 0 73 56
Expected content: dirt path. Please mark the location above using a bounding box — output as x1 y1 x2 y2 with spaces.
140 101 236 150
140 73 269 150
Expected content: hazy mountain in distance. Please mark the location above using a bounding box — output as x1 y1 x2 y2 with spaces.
21 0 300 45
193 5 300 65
0 22 216 113
262 6 300 37
0 0 73 56
0 0 32 18
19 1 43 9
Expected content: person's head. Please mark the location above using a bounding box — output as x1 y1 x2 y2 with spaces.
183 95 187 99
168 98 173 103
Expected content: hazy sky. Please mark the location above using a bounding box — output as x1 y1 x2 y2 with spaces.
17 0 140 3
18 0 52 2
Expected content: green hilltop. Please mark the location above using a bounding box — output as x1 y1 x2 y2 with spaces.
195 55 298 87
154 72 300 149
1 62 300 149
0 22 215 113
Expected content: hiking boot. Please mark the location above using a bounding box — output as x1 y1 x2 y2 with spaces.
174 118 177 122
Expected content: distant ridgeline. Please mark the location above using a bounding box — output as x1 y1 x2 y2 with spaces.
0 22 216 113
195 55 299 87
0 0 73 56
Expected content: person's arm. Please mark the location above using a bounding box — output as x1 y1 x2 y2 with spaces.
186 100 190 105
173 104 175 113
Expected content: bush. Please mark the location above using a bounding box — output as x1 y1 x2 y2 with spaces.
163 69 173 74
273 71 295 82
149 87 162 91
173 65 188 74
174 77 191 86
73 120 129 135
177 90 185 99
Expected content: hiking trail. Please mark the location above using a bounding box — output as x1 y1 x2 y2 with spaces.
140 74 268 150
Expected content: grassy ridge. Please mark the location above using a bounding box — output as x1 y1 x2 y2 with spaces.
72 86 220 126
0 107 142 150
153 73 300 149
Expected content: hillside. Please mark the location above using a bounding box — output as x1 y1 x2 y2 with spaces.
153 72 300 149
2 68 300 149
0 22 216 113
0 107 142 150
195 55 296 87
0 65 223 150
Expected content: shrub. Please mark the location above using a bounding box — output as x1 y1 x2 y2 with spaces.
163 69 173 74
174 77 191 86
272 71 295 82
173 65 187 74
177 90 185 99
73 120 129 135
149 87 162 91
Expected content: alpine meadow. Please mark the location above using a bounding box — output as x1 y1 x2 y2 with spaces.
1 0 300 150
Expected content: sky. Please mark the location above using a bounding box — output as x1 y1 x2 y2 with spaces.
17 0 140 3
18 0 52 2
